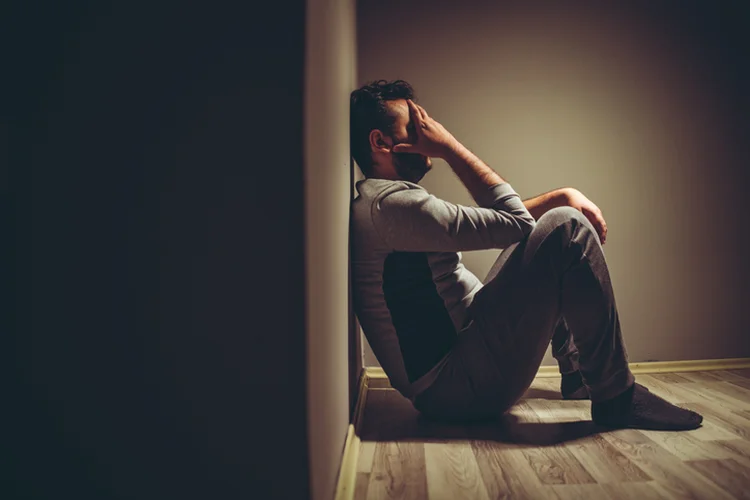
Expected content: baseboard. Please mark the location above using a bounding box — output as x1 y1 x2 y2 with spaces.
333 357 750 499
333 368 370 500
364 357 750 385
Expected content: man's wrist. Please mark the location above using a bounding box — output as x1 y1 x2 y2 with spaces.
560 187 580 206
439 139 467 162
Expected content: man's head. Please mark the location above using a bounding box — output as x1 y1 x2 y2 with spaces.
350 80 432 183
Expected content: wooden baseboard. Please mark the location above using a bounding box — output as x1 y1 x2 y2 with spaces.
333 357 750 499
333 369 370 500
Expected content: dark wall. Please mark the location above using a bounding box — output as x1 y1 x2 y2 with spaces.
9 1 309 499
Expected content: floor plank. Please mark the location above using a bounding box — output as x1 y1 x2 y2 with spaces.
358 441 376 473
648 372 692 384
600 429 735 499
727 369 750 379
522 446 597 485
728 377 750 391
424 441 490 500
472 440 559 500
711 370 750 383
679 371 727 383
703 382 750 410
714 439 750 464
367 441 427 500
681 401 750 440
600 481 677 500
548 484 611 499
640 428 736 461
355 472 370 500
687 458 750 499
566 433 651 484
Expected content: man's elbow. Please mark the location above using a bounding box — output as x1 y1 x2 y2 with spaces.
518 215 537 237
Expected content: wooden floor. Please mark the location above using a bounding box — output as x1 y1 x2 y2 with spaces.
353 370 750 499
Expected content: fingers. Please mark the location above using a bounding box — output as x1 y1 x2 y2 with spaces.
408 99 427 122
406 99 421 123
582 207 607 245
392 143 416 153
595 214 608 245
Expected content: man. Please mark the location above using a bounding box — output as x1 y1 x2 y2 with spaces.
350 80 702 430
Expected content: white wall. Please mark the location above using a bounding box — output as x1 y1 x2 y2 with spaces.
359 1 750 367
305 0 357 499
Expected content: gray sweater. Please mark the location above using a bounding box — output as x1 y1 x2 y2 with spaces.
351 178 536 400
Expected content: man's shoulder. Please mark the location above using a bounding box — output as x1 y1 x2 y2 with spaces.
356 178 426 204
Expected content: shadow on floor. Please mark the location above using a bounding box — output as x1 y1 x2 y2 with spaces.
522 387 562 400
360 388 602 446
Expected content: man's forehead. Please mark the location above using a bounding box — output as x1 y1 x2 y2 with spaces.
386 99 409 123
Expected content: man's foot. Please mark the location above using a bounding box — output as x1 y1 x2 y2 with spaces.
561 371 589 400
591 383 703 430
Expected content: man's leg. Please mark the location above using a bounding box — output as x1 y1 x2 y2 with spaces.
551 318 591 399
486 247 586 397
551 317 580 375
460 206 633 410
451 206 701 429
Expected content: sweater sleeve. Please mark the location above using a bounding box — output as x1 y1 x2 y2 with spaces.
371 182 537 252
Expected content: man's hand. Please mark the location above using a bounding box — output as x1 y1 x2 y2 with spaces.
566 188 608 245
392 100 459 159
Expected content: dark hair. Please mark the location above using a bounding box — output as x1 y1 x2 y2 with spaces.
350 80 414 177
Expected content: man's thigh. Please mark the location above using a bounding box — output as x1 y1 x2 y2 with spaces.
482 242 520 284
461 235 563 409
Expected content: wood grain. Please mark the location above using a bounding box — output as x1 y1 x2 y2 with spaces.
639 428 736 461
727 369 750 379
522 446 596 485
681 401 750 440
566 434 651 484
600 429 734 499
600 481 678 500
472 440 558 500
368 441 427 500
548 484 610 499
688 458 750 499
728 377 750 391
424 442 490 500
649 372 692 384
358 441 376 473
355 473 370 500
679 371 726 383
703 382 750 410
714 439 750 463
711 370 750 383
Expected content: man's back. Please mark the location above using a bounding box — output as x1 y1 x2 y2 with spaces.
351 178 532 399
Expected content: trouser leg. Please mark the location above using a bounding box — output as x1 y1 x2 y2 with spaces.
552 317 580 375
463 206 634 412
487 247 581 376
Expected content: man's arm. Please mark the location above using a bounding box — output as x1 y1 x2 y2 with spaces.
378 100 534 252
523 187 609 245
395 100 510 206
373 182 535 252
523 188 572 220
393 100 609 246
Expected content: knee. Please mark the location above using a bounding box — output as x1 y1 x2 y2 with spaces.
538 206 588 226
534 206 596 240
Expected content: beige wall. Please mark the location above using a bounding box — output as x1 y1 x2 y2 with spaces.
306 0 357 499
359 1 749 367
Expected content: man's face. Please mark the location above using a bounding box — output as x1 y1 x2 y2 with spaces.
385 99 432 183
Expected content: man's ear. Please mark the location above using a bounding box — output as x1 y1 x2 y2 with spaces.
369 130 391 154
